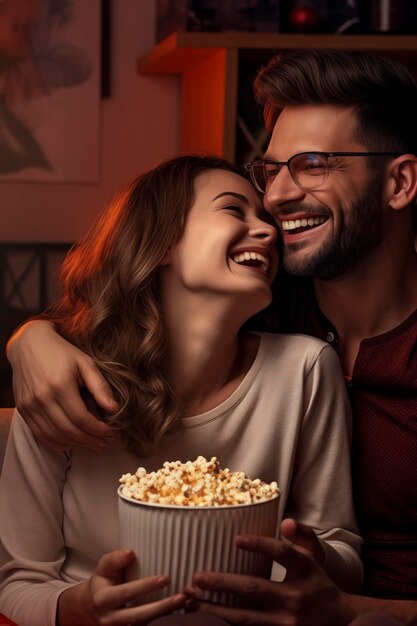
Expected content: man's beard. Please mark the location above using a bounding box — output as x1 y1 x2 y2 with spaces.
281 173 384 280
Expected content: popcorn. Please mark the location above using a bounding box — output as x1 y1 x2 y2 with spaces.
119 456 279 506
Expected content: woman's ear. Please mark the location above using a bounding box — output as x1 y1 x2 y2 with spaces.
159 248 172 266
387 154 417 211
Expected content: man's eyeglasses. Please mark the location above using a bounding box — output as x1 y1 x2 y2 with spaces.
244 152 401 194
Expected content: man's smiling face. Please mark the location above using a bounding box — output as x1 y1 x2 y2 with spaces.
264 104 386 279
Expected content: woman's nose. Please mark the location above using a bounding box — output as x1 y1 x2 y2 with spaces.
249 220 277 245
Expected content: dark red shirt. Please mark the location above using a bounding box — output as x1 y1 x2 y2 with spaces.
257 275 417 598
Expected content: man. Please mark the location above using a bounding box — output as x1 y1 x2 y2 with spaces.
6 50 417 625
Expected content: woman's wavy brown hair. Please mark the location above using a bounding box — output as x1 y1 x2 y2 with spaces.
47 155 245 455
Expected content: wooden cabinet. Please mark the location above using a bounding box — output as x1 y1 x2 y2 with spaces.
137 32 417 163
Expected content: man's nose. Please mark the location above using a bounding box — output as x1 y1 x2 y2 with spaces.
264 168 305 216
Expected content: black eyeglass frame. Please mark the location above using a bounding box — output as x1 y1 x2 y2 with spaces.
244 151 402 193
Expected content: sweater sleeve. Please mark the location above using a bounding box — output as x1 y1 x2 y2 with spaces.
0 411 75 626
284 343 363 593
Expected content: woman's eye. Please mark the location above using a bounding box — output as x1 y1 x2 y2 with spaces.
224 205 244 216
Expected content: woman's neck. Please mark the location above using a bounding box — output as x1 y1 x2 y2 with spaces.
162 295 258 417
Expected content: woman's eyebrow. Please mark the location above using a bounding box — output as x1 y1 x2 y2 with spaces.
213 191 248 202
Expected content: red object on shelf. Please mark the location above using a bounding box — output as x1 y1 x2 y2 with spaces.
289 6 319 32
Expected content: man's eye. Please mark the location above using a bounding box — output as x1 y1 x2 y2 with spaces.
305 162 325 170
297 155 326 172
264 166 279 179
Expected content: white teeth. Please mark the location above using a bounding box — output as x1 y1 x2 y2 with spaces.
231 251 269 271
281 216 327 231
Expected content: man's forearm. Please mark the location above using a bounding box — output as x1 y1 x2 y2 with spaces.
348 593 417 625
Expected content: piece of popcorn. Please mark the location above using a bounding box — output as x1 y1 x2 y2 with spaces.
119 457 280 506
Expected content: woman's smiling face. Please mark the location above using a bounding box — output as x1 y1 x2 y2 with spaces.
163 169 279 312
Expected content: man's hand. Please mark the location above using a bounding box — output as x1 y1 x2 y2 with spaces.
7 320 118 450
186 530 356 626
280 517 325 563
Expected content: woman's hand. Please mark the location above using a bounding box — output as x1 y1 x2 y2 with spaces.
7 320 118 451
58 549 186 626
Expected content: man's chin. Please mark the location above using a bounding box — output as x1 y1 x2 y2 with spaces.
282 253 342 280
282 251 318 277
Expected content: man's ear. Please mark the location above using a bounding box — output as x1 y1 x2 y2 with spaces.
387 154 417 210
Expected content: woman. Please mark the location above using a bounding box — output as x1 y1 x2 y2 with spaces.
0 155 361 626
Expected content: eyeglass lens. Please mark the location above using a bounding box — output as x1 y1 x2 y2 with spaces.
252 153 329 192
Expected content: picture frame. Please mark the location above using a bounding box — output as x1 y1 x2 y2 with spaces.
0 0 101 183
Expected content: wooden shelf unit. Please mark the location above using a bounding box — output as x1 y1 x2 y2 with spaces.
137 32 417 162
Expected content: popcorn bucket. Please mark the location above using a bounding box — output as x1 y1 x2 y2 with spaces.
118 489 279 606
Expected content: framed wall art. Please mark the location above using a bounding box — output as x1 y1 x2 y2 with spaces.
0 0 101 182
